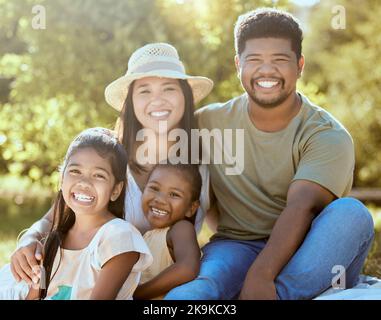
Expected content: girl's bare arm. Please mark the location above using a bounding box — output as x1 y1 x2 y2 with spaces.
90 251 140 300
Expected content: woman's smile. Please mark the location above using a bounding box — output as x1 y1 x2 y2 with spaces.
148 109 172 120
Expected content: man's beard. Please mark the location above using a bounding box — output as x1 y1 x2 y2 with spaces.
247 79 292 109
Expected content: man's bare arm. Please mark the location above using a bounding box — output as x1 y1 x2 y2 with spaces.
239 180 335 299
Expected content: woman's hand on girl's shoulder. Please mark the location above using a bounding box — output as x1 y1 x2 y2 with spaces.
10 241 43 285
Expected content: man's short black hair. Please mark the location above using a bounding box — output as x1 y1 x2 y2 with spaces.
234 8 303 60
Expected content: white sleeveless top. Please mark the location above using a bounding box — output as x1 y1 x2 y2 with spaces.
125 164 210 234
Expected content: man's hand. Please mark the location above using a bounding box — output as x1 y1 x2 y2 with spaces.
10 241 43 285
239 272 277 300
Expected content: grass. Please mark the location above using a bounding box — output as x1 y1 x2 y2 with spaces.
0 176 51 266
0 194 51 268
0 238 17 267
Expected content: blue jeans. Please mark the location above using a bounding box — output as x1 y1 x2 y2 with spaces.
164 198 374 300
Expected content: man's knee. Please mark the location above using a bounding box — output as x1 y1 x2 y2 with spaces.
326 197 374 238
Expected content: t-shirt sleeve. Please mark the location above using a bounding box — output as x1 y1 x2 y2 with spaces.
195 103 221 130
292 128 354 198
94 221 153 272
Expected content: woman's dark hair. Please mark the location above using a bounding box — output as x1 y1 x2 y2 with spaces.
147 163 202 225
234 8 303 60
39 127 128 299
116 79 198 174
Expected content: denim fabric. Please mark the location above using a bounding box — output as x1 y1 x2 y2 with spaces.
164 198 374 300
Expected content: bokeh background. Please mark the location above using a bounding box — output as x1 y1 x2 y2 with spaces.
1 0 381 277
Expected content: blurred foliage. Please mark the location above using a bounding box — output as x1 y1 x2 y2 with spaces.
0 0 380 190
0 0 288 188
0 195 51 266
303 0 381 187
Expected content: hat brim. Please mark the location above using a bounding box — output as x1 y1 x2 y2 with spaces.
105 71 214 112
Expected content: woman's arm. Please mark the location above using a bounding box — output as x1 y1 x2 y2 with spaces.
133 220 200 300
90 251 140 300
17 207 54 248
10 207 54 284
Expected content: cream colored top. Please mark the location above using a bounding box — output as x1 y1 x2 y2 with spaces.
140 227 173 287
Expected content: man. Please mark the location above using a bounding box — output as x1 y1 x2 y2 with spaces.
165 8 374 300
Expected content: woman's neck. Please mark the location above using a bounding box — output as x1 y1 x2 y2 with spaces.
132 130 182 191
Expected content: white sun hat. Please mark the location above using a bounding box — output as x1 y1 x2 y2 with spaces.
105 42 214 111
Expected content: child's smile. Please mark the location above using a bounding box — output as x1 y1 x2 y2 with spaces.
150 207 169 217
72 192 96 205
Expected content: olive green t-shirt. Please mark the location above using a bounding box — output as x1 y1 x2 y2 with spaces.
196 93 354 241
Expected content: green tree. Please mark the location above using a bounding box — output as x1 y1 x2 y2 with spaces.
303 0 381 187
0 0 169 186
0 0 326 189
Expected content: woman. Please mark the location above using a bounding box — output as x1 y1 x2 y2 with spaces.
9 43 214 289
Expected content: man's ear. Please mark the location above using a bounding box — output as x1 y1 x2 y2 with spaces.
185 200 200 218
298 54 305 78
111 181 124 201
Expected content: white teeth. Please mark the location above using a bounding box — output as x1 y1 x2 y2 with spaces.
151 207 169 216
74 193 94 202
150 111 170 117
257 81 279 88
